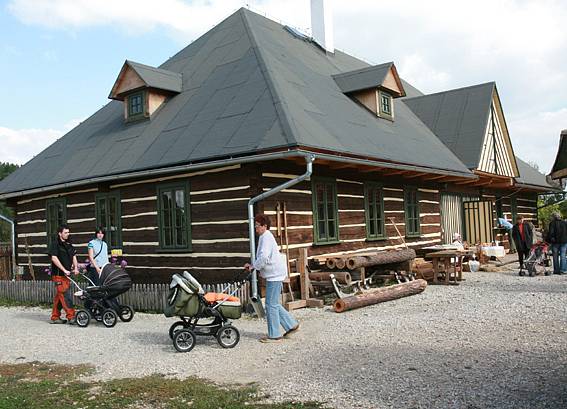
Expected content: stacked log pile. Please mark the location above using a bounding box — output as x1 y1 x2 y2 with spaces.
323 248 416 271
333 279 427 313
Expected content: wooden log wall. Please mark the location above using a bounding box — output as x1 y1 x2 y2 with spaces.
13 187 100 279
115 164 252 283
8 157 541 284
258 161 443 264
11 165 253 283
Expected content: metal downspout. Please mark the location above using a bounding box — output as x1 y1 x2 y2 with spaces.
0 214 16 280
248 154 315 302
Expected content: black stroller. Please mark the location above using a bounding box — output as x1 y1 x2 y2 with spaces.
164 271 248 352
70 264 134 328
519 242 551 276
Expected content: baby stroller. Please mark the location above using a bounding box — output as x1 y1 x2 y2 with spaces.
164 271 247 352
70 263 134 328
519 242 551 277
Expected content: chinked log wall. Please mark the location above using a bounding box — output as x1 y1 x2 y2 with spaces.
257 161 443 264
13 164 254 283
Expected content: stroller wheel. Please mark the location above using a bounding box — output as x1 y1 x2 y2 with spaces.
102 308 118 328
119 305 134 322
75 310 90 328
169 321 187 340
173 329 196 353
216 325 240 349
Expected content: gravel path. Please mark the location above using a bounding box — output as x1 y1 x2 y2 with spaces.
1 269 566 408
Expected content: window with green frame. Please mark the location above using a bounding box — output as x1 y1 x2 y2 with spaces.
46 198 67 245
127 91 145 119
158 183 191 250
95 192 122 249
380 92 392 115
312 178 339 244
404 188 420 237
364 183 385 240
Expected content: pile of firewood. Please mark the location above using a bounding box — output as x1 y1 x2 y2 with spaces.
324 248 416 270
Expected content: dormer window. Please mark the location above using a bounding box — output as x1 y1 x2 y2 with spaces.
109 60 182 122
379 91 393 119
128 91 145 120
333 62 405 121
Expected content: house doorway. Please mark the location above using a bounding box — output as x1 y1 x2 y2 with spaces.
440 193 480 244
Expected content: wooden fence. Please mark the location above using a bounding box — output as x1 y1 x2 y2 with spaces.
0 279 250 313
0 245 12 280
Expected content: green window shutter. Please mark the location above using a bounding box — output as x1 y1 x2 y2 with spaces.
157 182 191 251
46 198 67 245
95 192 122 249
364 183 385 240
404 188 420 238
312 178 339 244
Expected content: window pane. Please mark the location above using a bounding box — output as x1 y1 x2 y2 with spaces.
327 201 334 226
328 219 336 239
319 221 327 239
175 189 185 209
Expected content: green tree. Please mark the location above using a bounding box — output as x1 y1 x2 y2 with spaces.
0 162 19 242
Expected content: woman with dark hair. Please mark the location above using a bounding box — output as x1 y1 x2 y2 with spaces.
87 227 109 285
244 213 299 343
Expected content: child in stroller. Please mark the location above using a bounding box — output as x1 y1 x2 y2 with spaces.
69 263 134 327
519 241 551 276
164 271 247 352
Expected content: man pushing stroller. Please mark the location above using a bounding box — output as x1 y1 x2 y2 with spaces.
48 224 79 325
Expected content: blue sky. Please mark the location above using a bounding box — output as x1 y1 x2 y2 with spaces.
1 0 566 173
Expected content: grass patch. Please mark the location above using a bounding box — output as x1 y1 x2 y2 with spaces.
0 362 322 409
0 298 51 309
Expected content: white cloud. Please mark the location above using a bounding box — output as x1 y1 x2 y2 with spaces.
508 108 567 174
7 0 247 39
0 119 81 165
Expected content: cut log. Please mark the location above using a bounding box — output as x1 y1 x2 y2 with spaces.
333 279 427 313
326 258 336 269
309 271 352 285
346 248 416 270
335 258 346 269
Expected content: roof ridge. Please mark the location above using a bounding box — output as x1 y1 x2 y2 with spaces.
126 60 182 77
239 9 298 147
405 81 495 101
332 61 393 78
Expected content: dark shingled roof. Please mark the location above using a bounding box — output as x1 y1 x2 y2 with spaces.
332 62 404 96
515 157 558 190
404 82 495 169
0 8 472 197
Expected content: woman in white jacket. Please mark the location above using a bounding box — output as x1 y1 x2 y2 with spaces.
245 214 299 343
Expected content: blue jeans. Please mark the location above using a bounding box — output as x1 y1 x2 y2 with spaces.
265 280 298 338
551 243 567 273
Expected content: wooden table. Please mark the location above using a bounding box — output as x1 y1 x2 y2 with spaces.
425 249 476 285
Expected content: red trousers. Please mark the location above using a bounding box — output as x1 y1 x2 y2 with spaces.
51 275 75 320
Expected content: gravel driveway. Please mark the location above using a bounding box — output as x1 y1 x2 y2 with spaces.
1 269 566 409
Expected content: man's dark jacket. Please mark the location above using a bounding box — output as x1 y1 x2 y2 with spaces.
511 222 533 251
547 219 567 244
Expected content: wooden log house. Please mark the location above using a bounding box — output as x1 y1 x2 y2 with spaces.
0 8 556 284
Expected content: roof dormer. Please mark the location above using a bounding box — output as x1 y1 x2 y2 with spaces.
109 60 182 122
333 62 405 120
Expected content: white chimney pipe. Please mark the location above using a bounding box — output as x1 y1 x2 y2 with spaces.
310 0 334 54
